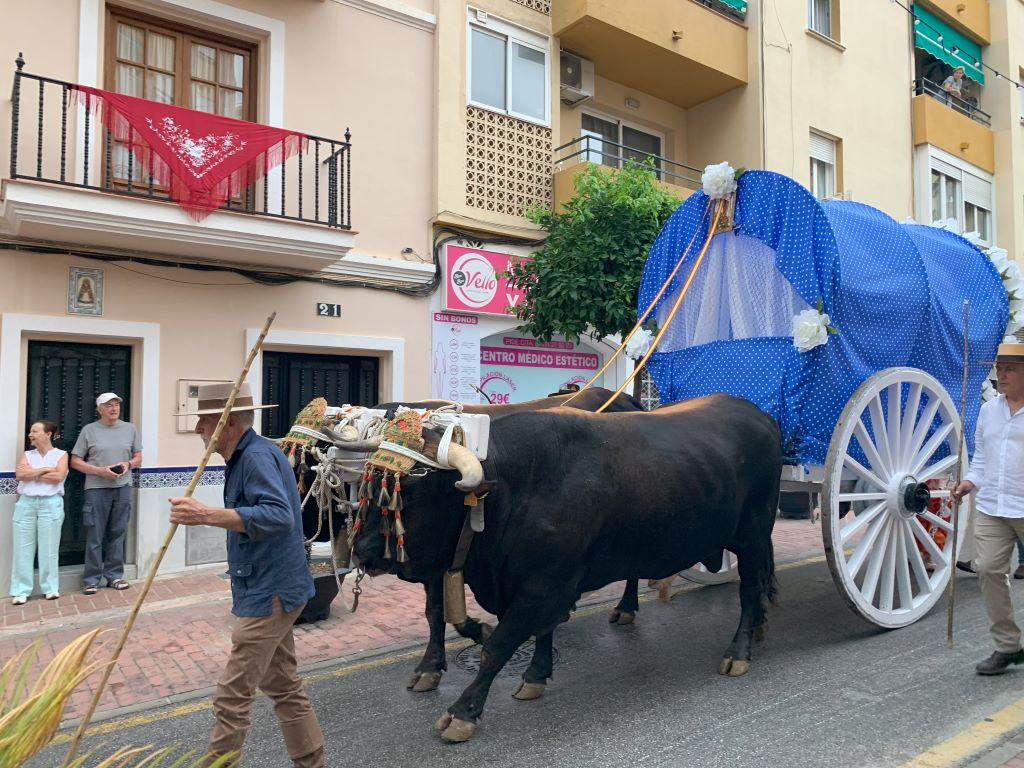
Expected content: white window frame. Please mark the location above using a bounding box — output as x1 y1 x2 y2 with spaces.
466 9 550 127
808 0 833 38
580 109 665 177
809 130 837 200
914 146 995 246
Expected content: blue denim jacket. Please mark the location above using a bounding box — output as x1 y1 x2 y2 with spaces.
223 428 314 617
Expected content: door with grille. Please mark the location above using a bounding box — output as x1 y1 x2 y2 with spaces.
261 351 379 439
25 341 133 566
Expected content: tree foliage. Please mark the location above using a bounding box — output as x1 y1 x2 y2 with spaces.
506 161 681 343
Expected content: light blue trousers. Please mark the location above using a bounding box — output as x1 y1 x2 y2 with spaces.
10 495 64 597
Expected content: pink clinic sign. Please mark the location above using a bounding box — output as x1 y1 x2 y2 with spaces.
444 245 526 317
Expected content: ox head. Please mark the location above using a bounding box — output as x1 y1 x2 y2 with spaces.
332 418 486 581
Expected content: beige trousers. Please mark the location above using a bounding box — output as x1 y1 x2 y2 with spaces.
207 596 324 767
974 511 1024 653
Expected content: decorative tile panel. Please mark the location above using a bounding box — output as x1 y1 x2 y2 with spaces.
510 0 550 14
465 106 553 219
0 467 226 495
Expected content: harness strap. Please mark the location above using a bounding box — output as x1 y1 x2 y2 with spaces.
451 503 476 572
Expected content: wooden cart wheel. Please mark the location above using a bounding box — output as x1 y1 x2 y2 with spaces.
680 550 739 585
822 368 964 628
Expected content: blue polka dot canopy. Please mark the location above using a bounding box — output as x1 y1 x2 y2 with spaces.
638 170 1007 465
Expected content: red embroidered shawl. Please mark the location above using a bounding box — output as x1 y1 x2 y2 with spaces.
75 85 306 221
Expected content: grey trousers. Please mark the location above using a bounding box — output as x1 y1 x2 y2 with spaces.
82 485 132 587
974 511 1024 652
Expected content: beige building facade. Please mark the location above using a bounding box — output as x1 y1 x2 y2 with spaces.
1 0 1021 593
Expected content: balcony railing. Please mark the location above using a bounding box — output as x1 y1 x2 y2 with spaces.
555 135 703 189
8 59 352 229
913 77 991 128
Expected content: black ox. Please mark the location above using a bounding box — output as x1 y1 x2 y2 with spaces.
367 388 643 692
344 394 782 743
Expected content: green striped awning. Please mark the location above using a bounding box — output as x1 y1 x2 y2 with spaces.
913 4 984 84
714 0 747 15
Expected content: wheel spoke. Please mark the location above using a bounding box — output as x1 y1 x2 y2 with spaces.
899 383 923 466
854 419 892 480
886 383 902 470
893 521 915 610
910 516 944 563
868 395 894 475
879 519 898 611
902 520 933 598
846 508 890 578
917 509 954 534
843 454 887 490
860 517 893 603
837 491 889 503
905 396 942 470
840 500 887 544
909 421 955 476
915 453 959 485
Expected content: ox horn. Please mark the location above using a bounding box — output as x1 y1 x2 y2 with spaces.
322 426 383 453
446 442 484 491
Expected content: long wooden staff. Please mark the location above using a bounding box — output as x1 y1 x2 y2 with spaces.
947 300 969 646
64 312 277 765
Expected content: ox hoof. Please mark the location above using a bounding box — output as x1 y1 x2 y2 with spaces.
718 657 750 677
647 577 674 603
437 714 477 743
512 681 547 701
408 671 442 692
608 609 635 626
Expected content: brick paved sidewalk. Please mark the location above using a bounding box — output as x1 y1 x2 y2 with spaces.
0 517 825 724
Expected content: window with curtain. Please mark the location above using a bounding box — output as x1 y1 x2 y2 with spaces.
105 10 255 188
468 15 549 125
808 0 833 38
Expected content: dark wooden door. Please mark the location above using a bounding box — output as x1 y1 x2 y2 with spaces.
261 351 379 439
25 341 133 566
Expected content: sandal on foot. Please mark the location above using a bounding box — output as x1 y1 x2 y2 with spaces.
108 579 130 590
12 596 27 605
83 585 99 595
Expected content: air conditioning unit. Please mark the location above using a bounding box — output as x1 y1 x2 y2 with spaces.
559 51 594 107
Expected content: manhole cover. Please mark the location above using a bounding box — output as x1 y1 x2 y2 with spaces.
454 639 560 678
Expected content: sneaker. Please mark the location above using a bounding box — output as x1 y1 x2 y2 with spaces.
976 649 1024 675
956 560 977 574
1014 564 1024 580
11 596 27 605
45 592 59 600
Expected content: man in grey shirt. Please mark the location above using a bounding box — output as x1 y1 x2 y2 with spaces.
71 392 142 594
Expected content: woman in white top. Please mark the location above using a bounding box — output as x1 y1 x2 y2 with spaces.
11 420 68 604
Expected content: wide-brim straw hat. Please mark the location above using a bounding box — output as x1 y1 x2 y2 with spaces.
175 382 277 416
978 342 1024 365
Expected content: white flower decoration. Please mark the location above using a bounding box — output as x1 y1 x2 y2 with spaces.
624 328 654 360
792 308 831 353
701 162 738 200
981 377 997 402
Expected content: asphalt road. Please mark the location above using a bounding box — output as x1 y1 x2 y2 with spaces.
39 557 1024 768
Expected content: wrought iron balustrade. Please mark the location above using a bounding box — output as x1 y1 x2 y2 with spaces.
8 55 352 229
554 135 703 190
913 77 992 128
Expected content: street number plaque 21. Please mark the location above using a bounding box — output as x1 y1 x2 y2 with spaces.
316 303 341 317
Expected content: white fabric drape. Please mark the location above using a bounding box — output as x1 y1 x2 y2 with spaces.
654 233 807 352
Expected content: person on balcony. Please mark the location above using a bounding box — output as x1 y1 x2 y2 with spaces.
942 66 965 102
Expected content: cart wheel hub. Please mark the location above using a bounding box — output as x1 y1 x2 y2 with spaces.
896 476 931 518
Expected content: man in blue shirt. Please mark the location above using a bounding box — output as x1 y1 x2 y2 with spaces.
170 383 323 767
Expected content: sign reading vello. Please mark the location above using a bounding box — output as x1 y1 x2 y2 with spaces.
444 244 526 317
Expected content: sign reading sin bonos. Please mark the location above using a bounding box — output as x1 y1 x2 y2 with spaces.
445 245 526 317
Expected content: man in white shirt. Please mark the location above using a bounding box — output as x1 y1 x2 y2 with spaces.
953 342 1024 674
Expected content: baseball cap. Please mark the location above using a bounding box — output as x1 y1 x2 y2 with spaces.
96 392 122 406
